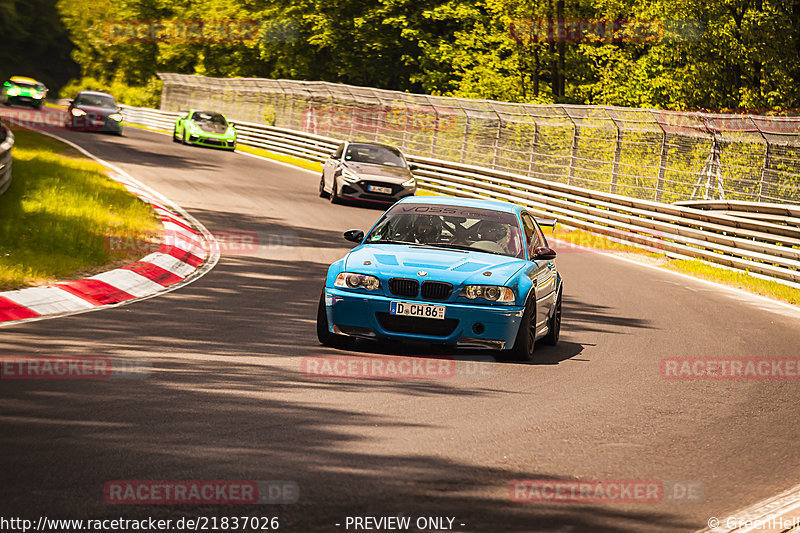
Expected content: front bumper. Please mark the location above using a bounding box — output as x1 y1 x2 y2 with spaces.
187 133 236 150
67 116 122 133
339 179 415 204
6 95 43 107
324 287 524 350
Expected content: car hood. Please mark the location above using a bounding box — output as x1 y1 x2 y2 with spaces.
343 162 412 183
192 120 229 134
344 244 527 285
75 105 118 116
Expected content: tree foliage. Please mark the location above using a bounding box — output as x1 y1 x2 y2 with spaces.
10 0 800 109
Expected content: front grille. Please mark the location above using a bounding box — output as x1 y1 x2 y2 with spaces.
376 313 459 337
388 278 419 298
421 281 453 301
203 138 225 146
360 181 402 195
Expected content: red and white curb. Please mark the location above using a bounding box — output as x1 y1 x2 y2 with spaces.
0 132 219 325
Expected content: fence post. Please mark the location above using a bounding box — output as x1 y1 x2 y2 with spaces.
460 114 471 165
491 111 503 170
655 131 668 202
610 119 622 195
754 121 771 203
527 119 538 176
566 111 579 186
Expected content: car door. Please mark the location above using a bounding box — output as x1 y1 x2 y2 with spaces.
324 143 345 191
533 219 557 321
521 212 554 333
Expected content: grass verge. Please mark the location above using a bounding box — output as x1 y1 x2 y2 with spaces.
0 128 161 290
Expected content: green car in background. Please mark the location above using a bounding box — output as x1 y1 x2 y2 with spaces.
173 110 237 151
2 76 48 108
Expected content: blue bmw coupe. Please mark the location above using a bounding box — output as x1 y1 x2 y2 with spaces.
317 196 563 361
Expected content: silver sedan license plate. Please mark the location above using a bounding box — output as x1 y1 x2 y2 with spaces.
368 185 392 194
390 301 446 320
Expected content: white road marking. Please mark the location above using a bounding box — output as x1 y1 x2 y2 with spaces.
701 483 800 532
550 237 800 319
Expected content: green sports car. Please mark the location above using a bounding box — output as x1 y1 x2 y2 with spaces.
173 110 237 150
2 76 48 108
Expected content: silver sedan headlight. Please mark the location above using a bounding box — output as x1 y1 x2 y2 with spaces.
401 177 416 188
341 170 359 183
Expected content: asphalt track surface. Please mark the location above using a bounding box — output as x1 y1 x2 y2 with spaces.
1 109 800 532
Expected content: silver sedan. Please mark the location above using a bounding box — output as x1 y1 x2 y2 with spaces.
319 142 417 205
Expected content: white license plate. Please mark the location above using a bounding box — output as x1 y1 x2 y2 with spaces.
390 301 446 320
368 185 392 194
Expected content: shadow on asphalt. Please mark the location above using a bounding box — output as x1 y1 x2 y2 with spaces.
0 212 689 532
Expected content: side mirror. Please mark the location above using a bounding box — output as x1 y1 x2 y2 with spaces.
532 246 557 261
330 152 338 159
409 163 418 171
343 229 364 243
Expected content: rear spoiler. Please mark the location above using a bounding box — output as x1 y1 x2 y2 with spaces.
535 217 557 229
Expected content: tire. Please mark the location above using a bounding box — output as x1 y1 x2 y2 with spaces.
330 178 340 204
507 296 536 361
542 288 562 346
319 174 329 198
316 291 352 347
182 131 188 145
172 127 179 143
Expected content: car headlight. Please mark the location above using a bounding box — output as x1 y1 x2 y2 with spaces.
32 93 43 99
401 177 416 188
341 170 359 183
71 108 86 117
6 87 20 96
108 113 123 122
460 285 515 302
334 272 381 291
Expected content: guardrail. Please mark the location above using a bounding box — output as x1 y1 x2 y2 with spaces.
0 124 14 196
120 105 800 287
674 200 800 227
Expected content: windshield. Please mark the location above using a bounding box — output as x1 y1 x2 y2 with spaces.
344 143 406 167
366 203 524 258
192 112 228 126
75 94 117 108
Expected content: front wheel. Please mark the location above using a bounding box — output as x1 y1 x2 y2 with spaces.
316 292 352 348
319 174 329 198
172 127 179 143
330 178 341 204
542 289 562 346
507 297 536 362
